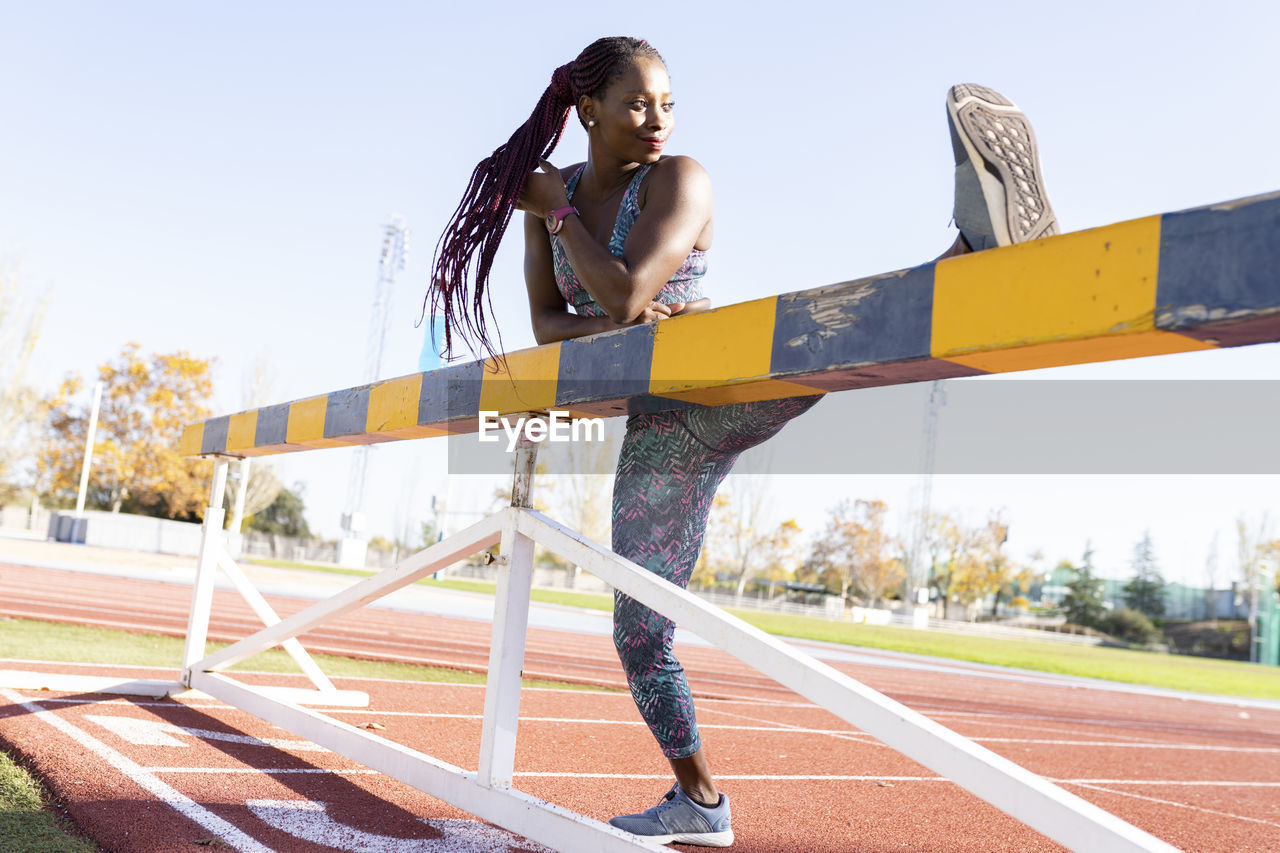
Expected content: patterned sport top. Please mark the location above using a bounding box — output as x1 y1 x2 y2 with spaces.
550 163 707 318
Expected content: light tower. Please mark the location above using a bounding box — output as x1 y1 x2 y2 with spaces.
337 215 409 569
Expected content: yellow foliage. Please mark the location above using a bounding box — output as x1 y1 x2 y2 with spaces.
37 342 214 518
806 499 903 605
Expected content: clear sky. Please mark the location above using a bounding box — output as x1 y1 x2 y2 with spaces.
4 1 1278 586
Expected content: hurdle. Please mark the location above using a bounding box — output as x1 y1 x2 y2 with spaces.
12 191 1279 850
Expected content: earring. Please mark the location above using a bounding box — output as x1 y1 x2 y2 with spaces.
587 120 596 128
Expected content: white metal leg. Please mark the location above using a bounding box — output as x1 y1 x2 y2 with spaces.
477 510 535 789
182 459 228 675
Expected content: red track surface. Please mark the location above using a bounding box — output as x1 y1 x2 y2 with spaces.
2 560 1278 852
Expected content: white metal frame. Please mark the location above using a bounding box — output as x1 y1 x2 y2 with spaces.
4 435 1181 851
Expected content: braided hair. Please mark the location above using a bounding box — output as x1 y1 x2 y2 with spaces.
426 36 665 360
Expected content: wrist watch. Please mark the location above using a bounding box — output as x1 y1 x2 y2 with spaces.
545 205 579 235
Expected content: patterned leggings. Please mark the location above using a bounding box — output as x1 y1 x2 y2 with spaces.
611 394 823 758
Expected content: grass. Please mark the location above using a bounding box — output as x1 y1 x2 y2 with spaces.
0 616 606 693
724 611 1280 700
240 557 1280 699
245 556 615 610
0 750 99 853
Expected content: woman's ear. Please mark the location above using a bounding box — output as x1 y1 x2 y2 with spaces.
578 94 596 128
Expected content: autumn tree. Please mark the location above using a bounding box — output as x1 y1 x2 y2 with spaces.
1123 530 1166 619
224 460 282 530
937 512 1027 620
701 477 803 599
923 512 967 610
37 343 213 518
0 263 46 502
803 499 903 607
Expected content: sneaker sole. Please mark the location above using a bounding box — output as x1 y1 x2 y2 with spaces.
643 829 735 847
947 83 1058 247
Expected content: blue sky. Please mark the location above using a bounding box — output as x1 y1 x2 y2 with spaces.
4 1 1278 585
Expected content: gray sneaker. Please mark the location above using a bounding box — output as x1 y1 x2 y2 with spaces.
947 83 1059 250
608 784 734 847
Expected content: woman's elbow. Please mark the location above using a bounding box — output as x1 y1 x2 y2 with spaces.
602 293 649 325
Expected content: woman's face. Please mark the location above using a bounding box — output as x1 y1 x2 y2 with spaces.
585 57 674 165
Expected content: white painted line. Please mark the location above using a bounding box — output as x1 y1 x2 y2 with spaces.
247 799 556 853
513 772 948 781
1069 782 1280 829
0 687 273 853
320 708 877 737
85 714 327 751
978 738 1280 753
146 767 380 775
1057 779 1280 787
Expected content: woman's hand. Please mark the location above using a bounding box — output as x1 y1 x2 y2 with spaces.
670 297 712 316
517 159 569 218
626 298 711 325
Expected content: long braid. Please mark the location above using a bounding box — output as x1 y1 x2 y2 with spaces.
426 36 664 360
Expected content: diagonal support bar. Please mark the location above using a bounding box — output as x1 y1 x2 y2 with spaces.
186 512 505 676
515 508 1179 853
214 550 336 693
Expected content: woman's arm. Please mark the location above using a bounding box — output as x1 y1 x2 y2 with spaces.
523 213 690 345
520 157 713 324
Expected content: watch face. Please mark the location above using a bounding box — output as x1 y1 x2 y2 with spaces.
545 212 559 234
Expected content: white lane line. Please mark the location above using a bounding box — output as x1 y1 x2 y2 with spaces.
248 799 556 853
320 707 880 739
922 713 1158 743
146 767 380 775
694 705 876 747
976 738 1280 753
1056 779 1280 787
919 706 1278 739
0 687 272 853
85 714 327 752
514 772 947 781
1067 781 1280 829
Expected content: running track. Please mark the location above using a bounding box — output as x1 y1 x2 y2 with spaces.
1 559 1278 852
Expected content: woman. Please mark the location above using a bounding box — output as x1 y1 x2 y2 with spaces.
429 37 1055 848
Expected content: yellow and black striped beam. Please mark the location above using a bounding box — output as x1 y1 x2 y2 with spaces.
181 191 1280 458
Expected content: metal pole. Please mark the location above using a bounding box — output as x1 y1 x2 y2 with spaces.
227 457 251 557
478 421 542 788
74 381 103 515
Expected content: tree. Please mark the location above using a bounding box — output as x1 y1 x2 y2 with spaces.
1061 545 1106 628
246 483 311 538
224 460 282 530
0 263 46 502
36 343 213 518
1123 530 1166 619
700 477 802 600
924 512 967 610
803 499 903 607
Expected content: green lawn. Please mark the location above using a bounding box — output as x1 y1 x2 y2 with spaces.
728 612 1280 700
0 616 605 693
0 749 98 853
246 557 1280 700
